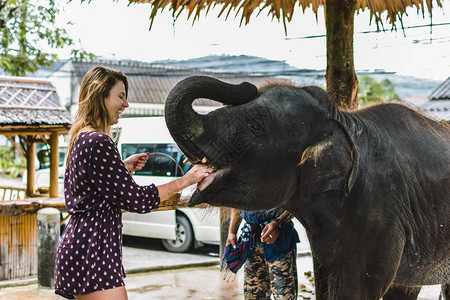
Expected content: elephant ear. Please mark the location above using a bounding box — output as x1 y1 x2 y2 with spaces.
297 119 358 198
302 86 338 118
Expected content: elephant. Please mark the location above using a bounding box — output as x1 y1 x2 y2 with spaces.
164 75 450 300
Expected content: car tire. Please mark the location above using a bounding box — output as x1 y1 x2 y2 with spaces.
162 214 194 253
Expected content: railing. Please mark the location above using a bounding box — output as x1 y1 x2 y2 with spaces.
0 186 27 201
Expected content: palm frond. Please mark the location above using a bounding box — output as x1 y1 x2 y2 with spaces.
130 0 444 30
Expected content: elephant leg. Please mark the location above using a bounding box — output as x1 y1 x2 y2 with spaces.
310 258 393 300
382 285 421 300
326 252 402 299
440 283 450 300
309 241 400 299
311 254 329 299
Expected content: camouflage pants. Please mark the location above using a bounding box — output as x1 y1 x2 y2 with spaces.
243 244 298 300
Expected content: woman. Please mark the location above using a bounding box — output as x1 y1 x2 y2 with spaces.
54 66 212 299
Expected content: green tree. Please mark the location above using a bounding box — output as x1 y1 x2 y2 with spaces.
0 0 94 76
0 145 26 177
358 75 400 107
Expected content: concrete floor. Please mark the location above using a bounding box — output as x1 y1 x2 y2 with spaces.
0 255 442 300
0 255 315 300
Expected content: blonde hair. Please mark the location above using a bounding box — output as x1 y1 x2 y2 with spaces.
66 66 128 166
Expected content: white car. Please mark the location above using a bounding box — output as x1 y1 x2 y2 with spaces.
116 116 221 252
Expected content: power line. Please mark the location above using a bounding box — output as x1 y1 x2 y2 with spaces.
285 22 450 40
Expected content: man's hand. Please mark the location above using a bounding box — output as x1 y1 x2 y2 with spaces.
226 209 242 249
226 233 238 249
260 221 280 244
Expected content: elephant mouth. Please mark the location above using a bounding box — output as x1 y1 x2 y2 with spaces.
197 168 227 191
190 167 229 206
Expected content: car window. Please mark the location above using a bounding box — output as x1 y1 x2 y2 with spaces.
121 143 192 177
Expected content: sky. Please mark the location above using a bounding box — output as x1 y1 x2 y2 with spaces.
51 0 450 81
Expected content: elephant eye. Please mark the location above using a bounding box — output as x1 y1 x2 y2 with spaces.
248 122 262 133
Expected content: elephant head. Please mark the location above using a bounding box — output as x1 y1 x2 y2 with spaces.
165 76 357 211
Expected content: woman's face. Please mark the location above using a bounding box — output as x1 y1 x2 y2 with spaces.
105 80 128 126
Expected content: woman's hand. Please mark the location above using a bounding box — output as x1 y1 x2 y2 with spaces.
183 164 213 186
124 153 149 172
156 164 213 201
260 221 280 244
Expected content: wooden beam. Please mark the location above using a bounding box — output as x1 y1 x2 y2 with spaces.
3 88 23 106
22 89 37 104
18 135 27 154
0 198 66 216
0 77 56 87
49 132 59 198
40 135 49 145
0 87 7 97
5 136 25 157
0 129 69 136
35 91 54 106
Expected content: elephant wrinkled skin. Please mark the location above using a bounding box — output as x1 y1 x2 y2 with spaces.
164 76 450 300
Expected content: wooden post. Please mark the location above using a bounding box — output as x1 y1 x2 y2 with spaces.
49 132 59 198
325 0 359 109
26 137 35 197
37 208 60 289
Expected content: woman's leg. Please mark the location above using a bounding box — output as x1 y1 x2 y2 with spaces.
75 286 128 300
243 245 271 300
267 249 298 300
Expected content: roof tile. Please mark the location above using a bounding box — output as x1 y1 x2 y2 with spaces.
429 76 450 100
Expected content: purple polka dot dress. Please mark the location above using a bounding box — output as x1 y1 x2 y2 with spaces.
54 132 160 299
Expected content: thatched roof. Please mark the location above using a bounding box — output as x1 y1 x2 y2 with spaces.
0 76 71 132
132 0 443 30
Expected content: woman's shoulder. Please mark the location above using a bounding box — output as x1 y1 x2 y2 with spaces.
72 131 115 156
78 131 113 145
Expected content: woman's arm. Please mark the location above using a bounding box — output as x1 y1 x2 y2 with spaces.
88 135 160 213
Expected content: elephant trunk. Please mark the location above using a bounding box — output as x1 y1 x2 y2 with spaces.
165 76 258 162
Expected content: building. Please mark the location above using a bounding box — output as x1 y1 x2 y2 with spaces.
48 58 281 117
420 76 450 122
